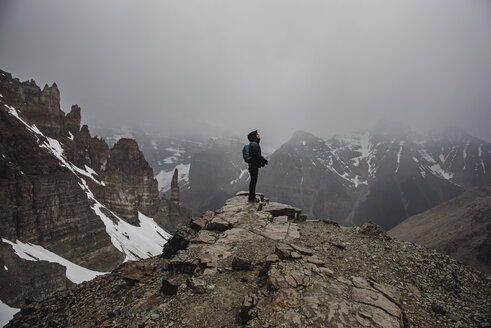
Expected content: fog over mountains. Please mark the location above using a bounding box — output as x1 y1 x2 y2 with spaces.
1 0 491 147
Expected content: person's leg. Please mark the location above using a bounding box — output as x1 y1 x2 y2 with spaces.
248 167 258 201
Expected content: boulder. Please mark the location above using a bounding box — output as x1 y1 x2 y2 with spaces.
121 261 152 283
264 202 301 220
162 226 195 259
161 277 185 295
275 243 294 260
186 277 207 294
290 243 314 256
205 217 231 232
359 221 391 240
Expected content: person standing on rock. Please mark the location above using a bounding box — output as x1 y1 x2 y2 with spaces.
247 130 268 202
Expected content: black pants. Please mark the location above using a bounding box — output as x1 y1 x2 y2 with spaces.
248 166 259 200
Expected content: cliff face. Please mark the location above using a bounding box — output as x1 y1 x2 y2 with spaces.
0 69 190 308
102 138 160 225
6 193 490 328
0 102 123 272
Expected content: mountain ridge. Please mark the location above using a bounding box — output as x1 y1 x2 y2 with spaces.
97 125 491 230
259 126 490 229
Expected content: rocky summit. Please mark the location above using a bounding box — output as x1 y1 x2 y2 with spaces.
7 193 491 328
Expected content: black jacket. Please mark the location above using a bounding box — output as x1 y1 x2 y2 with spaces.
248 131 267 168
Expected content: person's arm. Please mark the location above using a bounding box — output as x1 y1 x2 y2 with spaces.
254 143 268 166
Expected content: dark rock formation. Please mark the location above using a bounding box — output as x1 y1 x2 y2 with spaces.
103 138 160 225
170 168 179 203
154 168 192 233
0 243 70 307
6 194 490 328
0 72 67 138
161 226 195 259
65 105 81 133
359 221 391 240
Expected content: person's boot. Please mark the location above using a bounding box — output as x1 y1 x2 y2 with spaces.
248 198 259 203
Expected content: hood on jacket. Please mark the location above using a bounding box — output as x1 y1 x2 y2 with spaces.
247 130 260 143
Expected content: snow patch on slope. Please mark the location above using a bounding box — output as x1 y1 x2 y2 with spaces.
0 300 19 327
4 104 105 186
2 238 106 284
477 144 486 174
463 140 470 170
155 163 190 192
419 149 454 180
231 168 248 185
395 141 405 174
340 173 367 187
78 179 171 262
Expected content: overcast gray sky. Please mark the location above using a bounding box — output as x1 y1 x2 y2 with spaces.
1 0 491 149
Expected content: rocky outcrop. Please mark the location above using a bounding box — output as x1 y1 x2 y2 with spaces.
102 138 160 225
389 186 491 273
170 168 179 203
0 71 69 138
65 105 81 133
0 243 70 307
7 193 490 327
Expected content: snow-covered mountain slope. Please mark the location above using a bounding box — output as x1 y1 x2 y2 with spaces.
2 238 106 284
2 103 171 263
259 127 490 229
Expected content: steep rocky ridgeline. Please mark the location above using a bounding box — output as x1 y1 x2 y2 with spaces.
389 186 491 274
6 193 491 327
0 70 190 310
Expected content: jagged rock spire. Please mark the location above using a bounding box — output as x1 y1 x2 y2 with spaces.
171 168 179 203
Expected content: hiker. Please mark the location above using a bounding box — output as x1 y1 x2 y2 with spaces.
245 130 268 202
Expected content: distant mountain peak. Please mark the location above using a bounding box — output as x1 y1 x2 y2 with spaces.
291 130 321 142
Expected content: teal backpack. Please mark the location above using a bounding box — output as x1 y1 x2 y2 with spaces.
242 144 252 163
